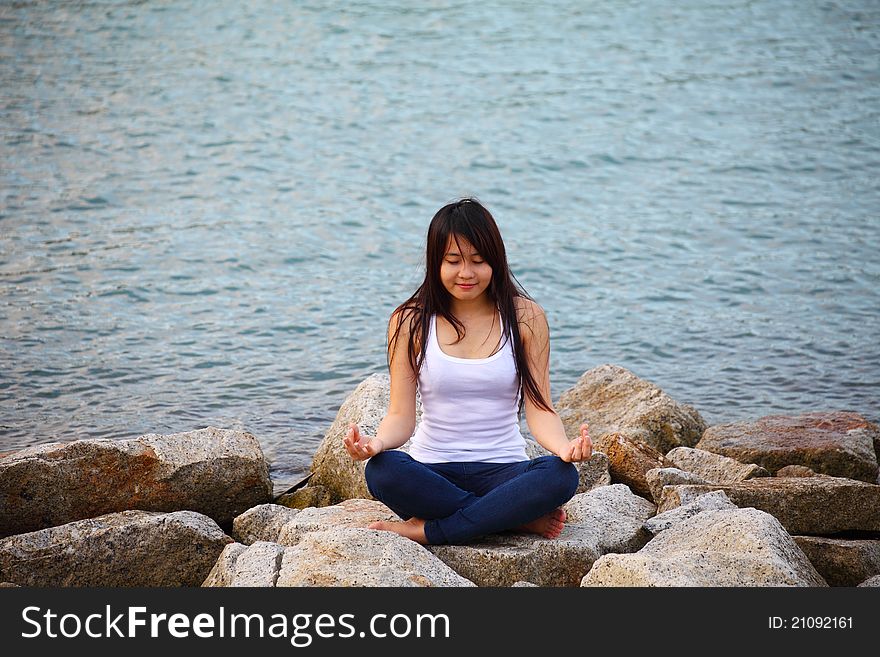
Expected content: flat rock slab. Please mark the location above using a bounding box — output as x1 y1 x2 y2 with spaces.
204 529 475 587
665 446 768 483
657 476 880 535
582 508 827 587
0 510 232 587
427 528 600 588
556 364 707 454
792 536 880 587
0 427 272 538
645 467 708 504
697 411 880 483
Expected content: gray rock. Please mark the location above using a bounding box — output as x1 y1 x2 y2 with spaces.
582 508 827 587
427 485 655 587
575 452 612 493
275 499 399 545
427 528 600 588
645 467 709 503
563 484 657 553
665 447 769 483
556 364 707 454
232 504 301 544
858 574 880 587
697 411 880 483
205 529 475 587
792 536 880 587
511 581 538 587
203 541 285 587
644 490 737 535
657 476 880 535
0 427 272 538
0 510 232 586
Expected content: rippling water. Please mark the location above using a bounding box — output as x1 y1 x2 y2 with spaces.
2 0 878 482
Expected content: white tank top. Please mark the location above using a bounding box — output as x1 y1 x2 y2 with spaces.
408 311 528 463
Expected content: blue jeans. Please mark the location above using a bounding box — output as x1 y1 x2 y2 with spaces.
364 450 579 545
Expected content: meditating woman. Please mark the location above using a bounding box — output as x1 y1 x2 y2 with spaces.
343 197 592 545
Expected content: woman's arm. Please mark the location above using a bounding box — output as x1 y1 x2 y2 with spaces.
521 300 591 462
344 308 417 460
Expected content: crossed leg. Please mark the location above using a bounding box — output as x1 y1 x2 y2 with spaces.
364 451 578 545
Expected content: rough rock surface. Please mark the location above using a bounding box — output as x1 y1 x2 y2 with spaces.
775 465 822 478
0 510 232 587
581 508 827 587
556 364 707 453
574 452 612 493
665 447 768 483
696 411 880 483
645 467 708 503
593 433 669 500
858 574 880 587
0 427 272 537
657 476 880 535
643 490 737 535
276 484 334 509
232 503 301 544
204 529 475 587
428 485 655 587
792 536 880 587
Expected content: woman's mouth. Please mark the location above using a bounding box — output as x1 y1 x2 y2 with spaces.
457 284 476 289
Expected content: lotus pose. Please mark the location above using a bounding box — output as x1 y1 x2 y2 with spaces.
343 198 592 545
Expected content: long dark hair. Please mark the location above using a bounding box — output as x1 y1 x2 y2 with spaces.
387 197 554 415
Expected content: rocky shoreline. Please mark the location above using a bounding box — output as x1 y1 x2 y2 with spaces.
1 364 878 587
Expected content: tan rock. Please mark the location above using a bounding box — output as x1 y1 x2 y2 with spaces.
792 536 880 587
0 510 232 586
232 503 300 544
593 432 669 499
582 508 827 587
556 364 706 454
644 490 737 536
275 499 398 545
665 446 768 483
645 467 708 503
0 427 272 538
204 529 475 587
276 484 334 509
776 465 822 478
657 476 880 535
427 528 600 587
697 411 880 483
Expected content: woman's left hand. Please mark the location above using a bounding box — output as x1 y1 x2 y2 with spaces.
559 423 592 463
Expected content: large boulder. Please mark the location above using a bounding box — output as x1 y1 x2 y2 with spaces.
792 536 880 587
657 476 880 535
581 508 827 587
203 529 475 587
0 510 232 586
0 427 272 537
665 447 768 483
556 364 707 454
696 411 880 483
593 433 670 500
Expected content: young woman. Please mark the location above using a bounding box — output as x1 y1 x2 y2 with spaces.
343 198 592 545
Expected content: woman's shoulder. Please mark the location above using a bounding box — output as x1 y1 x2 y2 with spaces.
513 296 545 326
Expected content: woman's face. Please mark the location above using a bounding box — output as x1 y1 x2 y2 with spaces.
440 234 493 302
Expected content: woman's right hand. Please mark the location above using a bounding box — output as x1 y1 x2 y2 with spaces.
343 423 384 461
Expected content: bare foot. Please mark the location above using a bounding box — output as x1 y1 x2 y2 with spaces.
369 517 428 545
516 508 566 539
